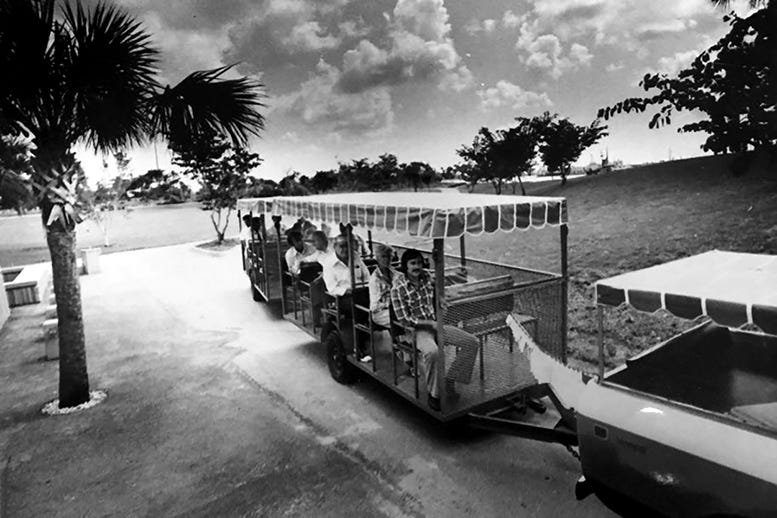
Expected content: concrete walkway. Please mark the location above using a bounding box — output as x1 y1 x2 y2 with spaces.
0 243 615 517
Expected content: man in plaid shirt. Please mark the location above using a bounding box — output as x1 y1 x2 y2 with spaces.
390 249 478 411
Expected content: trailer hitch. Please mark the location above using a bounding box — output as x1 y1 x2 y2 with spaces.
465 413 578 447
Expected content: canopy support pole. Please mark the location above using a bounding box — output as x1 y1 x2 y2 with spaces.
367 230 373 257
346 224 358 358
238 209 246 271
459 235 466 268
560 224 568 363
433 238 446 409
273 215 285 314
597 305 604 383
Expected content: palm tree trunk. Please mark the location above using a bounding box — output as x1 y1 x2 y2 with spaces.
46 224 90 407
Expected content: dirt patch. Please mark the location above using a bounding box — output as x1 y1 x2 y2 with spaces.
195 237 239 251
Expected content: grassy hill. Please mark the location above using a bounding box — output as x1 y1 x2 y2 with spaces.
463 152 777 370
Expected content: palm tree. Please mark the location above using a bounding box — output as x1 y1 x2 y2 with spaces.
0 0 265 408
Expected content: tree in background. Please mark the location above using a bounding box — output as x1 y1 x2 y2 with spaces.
536 114 608 185
308 169 338 193
0 135 35 214
278 171 310 195
457 124 539 194
598 2 775 173
0 0 265 407
401 161 435 191
173 129 262 243
451 162 484 192
372 153 401 190
242 177 282 198
80 152 133 247
125 169 191 204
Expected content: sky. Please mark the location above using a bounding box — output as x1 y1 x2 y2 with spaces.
75 0 752 183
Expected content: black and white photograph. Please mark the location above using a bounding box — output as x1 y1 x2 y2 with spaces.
1 0 775 516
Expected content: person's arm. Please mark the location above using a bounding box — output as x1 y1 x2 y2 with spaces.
355 258 369 285
323 261 349 296
284 248 298 276
368 274 380 312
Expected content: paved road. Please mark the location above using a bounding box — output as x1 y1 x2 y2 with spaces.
135 244 615 517
1 243 617 517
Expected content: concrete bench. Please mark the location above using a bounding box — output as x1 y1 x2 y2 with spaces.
445 275 537 380
3 264 50 307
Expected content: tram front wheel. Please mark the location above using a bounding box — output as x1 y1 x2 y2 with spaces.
325 330 357 385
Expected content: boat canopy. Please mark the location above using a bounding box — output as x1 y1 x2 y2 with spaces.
595 250 777 334
237 198 272 213
268 192 567 238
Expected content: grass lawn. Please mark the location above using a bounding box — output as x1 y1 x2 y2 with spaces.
0 202 224 267
458 153 777 370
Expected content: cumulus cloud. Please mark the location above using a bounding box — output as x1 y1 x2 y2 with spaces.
338 18 371 39
225 0 358 72
477 80 552 111
517 30 593 79
140 11 233 83
605 62 624 72
656 50 698 75
273 60 394 136
502 10 523 29
516 0 717 47
335 0 472 93
287 20 341 51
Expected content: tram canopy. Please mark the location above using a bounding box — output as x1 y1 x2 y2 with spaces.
268 192 567 238
595 250 777 334
237 198 272 213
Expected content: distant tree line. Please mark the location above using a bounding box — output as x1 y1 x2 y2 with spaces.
455 112 607 194
241 154 440 197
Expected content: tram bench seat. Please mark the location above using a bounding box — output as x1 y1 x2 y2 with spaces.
445 275 537 375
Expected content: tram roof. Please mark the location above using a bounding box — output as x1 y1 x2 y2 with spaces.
236 197 273 213
261 192 566 238
596 250 777 334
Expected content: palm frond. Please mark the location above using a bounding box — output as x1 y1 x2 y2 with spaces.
0 0 58 137
149 65 266 149
63 1 160 152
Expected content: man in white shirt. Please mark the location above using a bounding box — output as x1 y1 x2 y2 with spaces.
310 230 333 264
322 234 369 296
284 230 317 276
322 233 371 361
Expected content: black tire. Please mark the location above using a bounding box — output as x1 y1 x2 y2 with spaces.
325 330 357 384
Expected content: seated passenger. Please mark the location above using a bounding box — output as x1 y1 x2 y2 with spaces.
311 230 333 263
390 249 479 411
240 214 253 268
322 234 370 296
368 243 395 353
239 214 253 243
322 234 371 361
284 230 317 277
368 243 394 328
